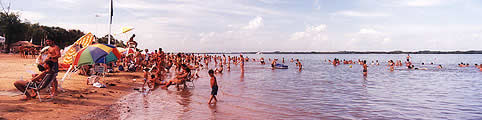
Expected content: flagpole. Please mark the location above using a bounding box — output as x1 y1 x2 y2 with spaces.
108 0 113 45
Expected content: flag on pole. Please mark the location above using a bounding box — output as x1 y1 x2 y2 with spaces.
110 0 113 24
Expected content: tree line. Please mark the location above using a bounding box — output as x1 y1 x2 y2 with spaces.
0 11 125 51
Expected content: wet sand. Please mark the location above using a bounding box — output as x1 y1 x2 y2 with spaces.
0 54 144 120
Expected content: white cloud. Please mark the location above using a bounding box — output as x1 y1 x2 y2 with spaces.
314 0 321 10
345 27 393 50
287 24 329 50
14 10 46 22
404 0 442 7
290 24 327 40
243 16 264 30
359 28 381 34
333 10 390 17
198 16 267 51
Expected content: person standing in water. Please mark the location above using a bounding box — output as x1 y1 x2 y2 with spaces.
296 59 302 71
240 55 245 72
389 60 395 71
362 60 368 76
208 70 218 104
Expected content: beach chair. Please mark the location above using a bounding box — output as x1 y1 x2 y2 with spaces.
24 73 57 102
94 65 106 77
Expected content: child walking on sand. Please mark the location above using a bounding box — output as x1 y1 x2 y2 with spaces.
208 70 218 104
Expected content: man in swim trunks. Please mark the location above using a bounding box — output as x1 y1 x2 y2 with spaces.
208 69 218 104
240 55 245 72
45 39 60 97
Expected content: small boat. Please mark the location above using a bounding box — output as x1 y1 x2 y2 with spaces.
273 63 288 69
256 52 262 54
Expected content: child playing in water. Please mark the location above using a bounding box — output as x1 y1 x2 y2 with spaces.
208 70 218 104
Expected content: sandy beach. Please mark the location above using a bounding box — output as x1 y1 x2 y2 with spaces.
0 53 144 120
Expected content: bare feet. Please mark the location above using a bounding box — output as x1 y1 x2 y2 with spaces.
30 89 37 98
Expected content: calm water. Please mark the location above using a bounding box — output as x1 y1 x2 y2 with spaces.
118 54 482 120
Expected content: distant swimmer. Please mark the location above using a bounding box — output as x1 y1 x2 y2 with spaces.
389 60 394 71
296 59 302 71
438 65 443 69
362 60 368 76
406 59 412 68
271 59 278 69
260 57 265 64
406 54 411 61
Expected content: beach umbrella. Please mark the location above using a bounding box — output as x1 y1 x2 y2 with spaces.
62 33 94 65
121 27 134 33
73 44 121 66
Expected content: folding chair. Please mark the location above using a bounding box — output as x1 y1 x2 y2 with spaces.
24 73 57 102
94 65 106 77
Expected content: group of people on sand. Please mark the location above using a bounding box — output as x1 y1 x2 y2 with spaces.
16 47 39 59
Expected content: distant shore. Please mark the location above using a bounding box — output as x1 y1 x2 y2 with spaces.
194 50 482 54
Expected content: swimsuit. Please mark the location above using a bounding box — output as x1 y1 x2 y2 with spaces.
211 85 218 95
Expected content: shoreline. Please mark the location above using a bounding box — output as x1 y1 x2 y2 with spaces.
190 50 482 54
0 54 144 120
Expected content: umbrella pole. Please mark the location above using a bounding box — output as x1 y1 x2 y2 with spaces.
60 65 73 90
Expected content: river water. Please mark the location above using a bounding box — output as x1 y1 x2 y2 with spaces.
117 54 482 120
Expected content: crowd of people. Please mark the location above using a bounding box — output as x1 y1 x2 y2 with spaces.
326 54 482 76
13 42 481 103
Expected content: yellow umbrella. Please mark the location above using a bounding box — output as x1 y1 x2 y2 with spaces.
121 27 134 33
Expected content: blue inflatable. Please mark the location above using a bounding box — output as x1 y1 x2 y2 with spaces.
274 63 288 69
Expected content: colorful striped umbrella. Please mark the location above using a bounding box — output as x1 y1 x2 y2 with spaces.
62 33 94 65
73 44 121 66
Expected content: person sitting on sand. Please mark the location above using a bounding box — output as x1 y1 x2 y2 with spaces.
208 69 218 104
162 64 190 89
14 61 55 100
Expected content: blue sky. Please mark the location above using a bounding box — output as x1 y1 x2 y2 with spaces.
7 0 482 52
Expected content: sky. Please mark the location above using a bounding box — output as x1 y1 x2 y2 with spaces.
6 0 482 52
